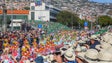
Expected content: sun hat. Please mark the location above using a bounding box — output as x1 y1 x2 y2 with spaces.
63 44 70 49
107 38 112 44
67 46 75 52
95 42 111 50
81 46 87 52
100 42 111 50
97 61 112 63
96 34 100 37
25 60 30 63
60 47 67 55
98 50 112 61
47 54 54 61
30 58 34 61
77 40 86 44
75 44 81 52
102 34 111 42
107 47 112 53
42 56 47 62
90 35 97 39
95 45 102 50
95 37 101 41
64 50 75 61
83 38 89 42
85 49 98 60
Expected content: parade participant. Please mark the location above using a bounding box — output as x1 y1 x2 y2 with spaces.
0 29 109 63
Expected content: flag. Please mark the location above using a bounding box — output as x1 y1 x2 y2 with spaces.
35 0 42 6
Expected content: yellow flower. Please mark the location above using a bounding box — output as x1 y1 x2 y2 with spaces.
34 39 36 42
22 47 27 52
13 41 18 44
3 43 8 47
26 45 30 49
4 39 8 42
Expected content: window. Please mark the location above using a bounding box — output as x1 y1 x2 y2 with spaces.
31 6 35 10
13 15 16 19
31 12 35 20
45 6 49 10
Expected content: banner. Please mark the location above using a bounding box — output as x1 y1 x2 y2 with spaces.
35 0 42 6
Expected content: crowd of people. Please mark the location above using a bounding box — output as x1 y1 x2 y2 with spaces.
0 28 111 63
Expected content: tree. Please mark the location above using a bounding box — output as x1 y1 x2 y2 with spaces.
78 19 93 30
98 15 112 27
56 11 80 28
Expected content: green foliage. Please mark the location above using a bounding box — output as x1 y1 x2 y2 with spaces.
56 11 80 27
98 15 112 26
24 7 30 10
78 19 85 27
78 19 92 29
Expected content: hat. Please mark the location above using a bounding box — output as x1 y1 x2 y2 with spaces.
43 56 47 60
37 52 42 56
95 45 102 50
97 61 112 63
107 47 112 53
67 46 74 52
98 50 112 61
25 60 30 63
81 46 87 52
64 50 75 61
60 47 67 55
83 38 89 42
96 34 100 37
107 38 112 44
100 42 111 50
47 54 54 61
77 40 86 44
63 44 70 49
75 44 81 52
102 34 111 42
85 49 98 60
30 58 33 61
90 35 97 39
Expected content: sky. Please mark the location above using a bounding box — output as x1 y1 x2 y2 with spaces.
89 0 112 3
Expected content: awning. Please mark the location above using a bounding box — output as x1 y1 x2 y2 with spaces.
9 23 21 27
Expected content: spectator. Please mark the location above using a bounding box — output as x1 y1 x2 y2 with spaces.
35 53 44 63
86 36 100 49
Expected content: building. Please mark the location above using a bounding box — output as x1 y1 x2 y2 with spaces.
0 10 29 20
29 2 61 22
0 10 29 29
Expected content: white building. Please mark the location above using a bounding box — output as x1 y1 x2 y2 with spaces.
29 2 61 22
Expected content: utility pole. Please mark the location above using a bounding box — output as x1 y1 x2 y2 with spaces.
2 3 7 32
91 21 93 31
11 0 13 31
